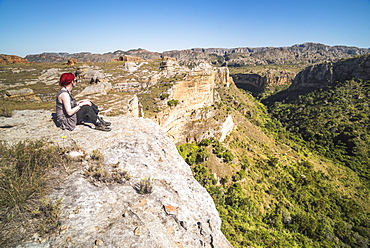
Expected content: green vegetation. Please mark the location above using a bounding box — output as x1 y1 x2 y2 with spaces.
167 99 179 107
179 137 369 247
177 77 369 247
160 93 170 100
269 79 370 185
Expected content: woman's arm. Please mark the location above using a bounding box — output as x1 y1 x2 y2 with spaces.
59 92 90 116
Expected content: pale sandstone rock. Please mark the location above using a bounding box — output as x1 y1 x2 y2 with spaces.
38 68 62 85
219 115 234 142
290 55 370 91
124 62 147 73
152 67 233 144
75 65 106 83
1 110 232 248
5 88 34 97
76 81 112 97
4 88 41 102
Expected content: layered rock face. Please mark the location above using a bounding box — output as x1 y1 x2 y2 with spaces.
263 54 370 104
289 54 370 91
1 111 232 248
232 70 296 95
153 64 234 144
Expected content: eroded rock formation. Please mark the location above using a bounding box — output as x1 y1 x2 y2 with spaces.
264 54 370 104
290 54 370 91
233 70 296 95
153 64 234 144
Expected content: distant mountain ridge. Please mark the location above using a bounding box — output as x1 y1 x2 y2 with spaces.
25 43 370 66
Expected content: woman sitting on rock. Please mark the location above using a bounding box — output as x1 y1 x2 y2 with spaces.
56 73 111 131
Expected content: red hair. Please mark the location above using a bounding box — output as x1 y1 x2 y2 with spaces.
59 73 75 86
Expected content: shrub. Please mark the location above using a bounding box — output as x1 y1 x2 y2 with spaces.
232 170 247 181
167 99 179 107
136 178 154 194
199 138 212 146
160 93 170 100
90 149 103 161
196 148 210 163
222 150 234 162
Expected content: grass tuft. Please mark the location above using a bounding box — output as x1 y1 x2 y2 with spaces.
0 140 68 246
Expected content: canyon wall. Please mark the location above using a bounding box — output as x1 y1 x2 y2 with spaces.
153 65 234 144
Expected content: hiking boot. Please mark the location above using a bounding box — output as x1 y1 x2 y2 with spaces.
99 117 111 126
95 123 111 132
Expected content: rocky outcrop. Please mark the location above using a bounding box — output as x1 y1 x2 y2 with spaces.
4 88 41 102
124 61 148 73
75 65 107 83
263 54 370 104
219 115 234 142
0 54 29 64
25 49 161 63
38 68 62 85
164 43 370 66
289 54 370 91
114 55 145 62
0 110 232 248
76 81 113 96
67 58 78 65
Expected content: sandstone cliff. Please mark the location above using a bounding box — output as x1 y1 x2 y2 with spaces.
289 54 370 91
264 54 370 103
232 70 296 96
0 110 232 248
153 64 234 144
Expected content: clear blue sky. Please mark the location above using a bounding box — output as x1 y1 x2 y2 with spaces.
1 0 369 57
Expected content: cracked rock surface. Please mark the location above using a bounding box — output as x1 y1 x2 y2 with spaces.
1 110 232 248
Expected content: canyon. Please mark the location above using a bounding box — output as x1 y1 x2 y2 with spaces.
1 44 369 247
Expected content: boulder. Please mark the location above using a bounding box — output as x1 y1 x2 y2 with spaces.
76 81 112 97
67 58 78 65
5 88 34 97
38 68 61 85
4 88 41 102
75 65 106 83
124 62 146 73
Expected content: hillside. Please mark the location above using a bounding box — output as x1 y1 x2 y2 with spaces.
0 52 369 247
177 66 369 247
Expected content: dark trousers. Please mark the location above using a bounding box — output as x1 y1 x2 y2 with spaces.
76 103 99 124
